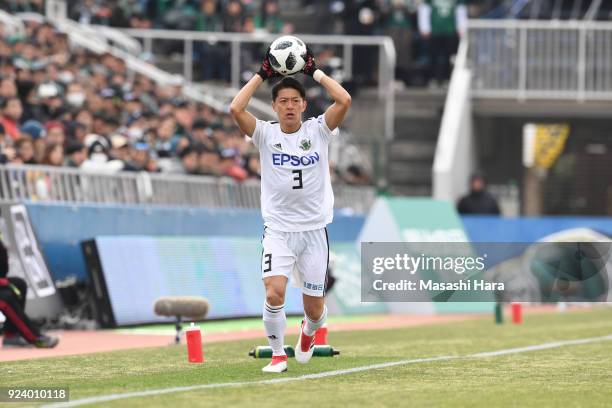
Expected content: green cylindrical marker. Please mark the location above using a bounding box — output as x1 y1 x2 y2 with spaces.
312 345 340 357
495 302 503 324
248 345 340 358
249 346 295 358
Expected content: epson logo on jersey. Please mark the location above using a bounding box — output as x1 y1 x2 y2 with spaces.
272 152 320 167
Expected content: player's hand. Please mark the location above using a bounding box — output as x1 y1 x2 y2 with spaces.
302 46 318 77
256 47 280 81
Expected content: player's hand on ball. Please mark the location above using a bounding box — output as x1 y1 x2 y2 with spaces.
257 47 281 81
302 46 317 77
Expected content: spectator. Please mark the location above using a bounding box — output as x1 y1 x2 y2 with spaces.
20 119 45 140
343 0 381 87
418 0 467 86
341 164 371 185
44 121 66 146
75 109 94 135
129 12 153 29
457 173 501 215
196 0 223 31
1 97 23 140
179 145 200 175
64 141 87 167
162 1 199 30
80 133 124 173
218 148 248 181
154 116 181 158
128 140 152 171
381 0 414 85
41 142 64 166
0 77 17 99
122 92 143 124
244 152 261 179
254 1 285 33
109 134 135 169
65 82 87 110
13 137 36 164
198 146 222 176
173 99 194 136
0 123 10 162
34 82 65 122
0 16 366 185
20 120 47 164
194 0 229 81
224 0 246 33
191 119 216 151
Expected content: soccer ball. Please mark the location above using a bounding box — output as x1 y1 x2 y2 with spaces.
268 35 307 76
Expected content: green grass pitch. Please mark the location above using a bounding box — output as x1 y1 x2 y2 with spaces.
2 307 612 407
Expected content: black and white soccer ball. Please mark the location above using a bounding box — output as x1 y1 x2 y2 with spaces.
268 35 307 76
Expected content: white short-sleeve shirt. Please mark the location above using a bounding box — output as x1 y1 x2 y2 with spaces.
251 114 334 232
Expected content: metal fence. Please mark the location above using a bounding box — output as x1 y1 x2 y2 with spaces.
119 28 396 140
468 19 612 100
0 165 376 213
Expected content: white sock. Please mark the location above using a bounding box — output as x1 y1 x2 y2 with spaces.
263 302 286 356
304 305 327 336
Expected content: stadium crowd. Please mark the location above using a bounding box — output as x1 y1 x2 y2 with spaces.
0 8 376 184
0 17 289 182
55 0 471 86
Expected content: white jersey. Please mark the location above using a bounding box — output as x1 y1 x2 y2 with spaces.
251 114 334 232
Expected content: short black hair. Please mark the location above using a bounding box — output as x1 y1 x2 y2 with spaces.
271 77 305 101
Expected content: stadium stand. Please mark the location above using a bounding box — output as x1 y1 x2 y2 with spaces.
0 9 380 194
0 0 609 213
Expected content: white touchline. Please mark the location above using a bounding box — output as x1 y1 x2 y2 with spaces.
43 334 612 408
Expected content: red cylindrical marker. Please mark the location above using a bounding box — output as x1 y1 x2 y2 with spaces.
511 303 522 324
185 322 204 363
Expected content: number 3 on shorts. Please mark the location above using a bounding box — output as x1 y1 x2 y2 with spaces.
263 253 272 273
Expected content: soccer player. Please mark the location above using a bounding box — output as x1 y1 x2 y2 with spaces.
230 47 351 373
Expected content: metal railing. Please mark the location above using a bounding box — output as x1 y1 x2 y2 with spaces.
119 28 396 140
0 165 376 213
468 19 612 101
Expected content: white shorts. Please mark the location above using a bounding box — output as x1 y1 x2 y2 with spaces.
261 227 330 297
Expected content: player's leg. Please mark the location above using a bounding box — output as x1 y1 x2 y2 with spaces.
7 277 27 309
0 285 39 346
261 228 295 373
0 281 58 348
294 228 329 364
1 277 34 347
262 275 288 365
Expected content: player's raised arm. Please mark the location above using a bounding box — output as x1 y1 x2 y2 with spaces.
302 47 351 132
230 49 280 137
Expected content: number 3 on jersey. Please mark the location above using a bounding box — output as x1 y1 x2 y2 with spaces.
263 253 272 273
292 170 303 189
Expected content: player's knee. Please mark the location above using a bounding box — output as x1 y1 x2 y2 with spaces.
7 277 27 298
304 302 324 321
265 291 285 307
